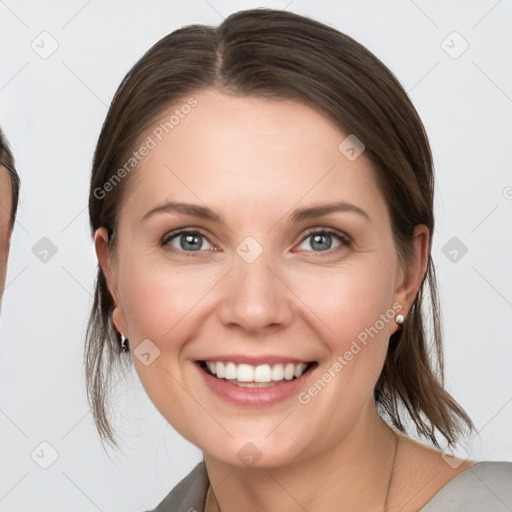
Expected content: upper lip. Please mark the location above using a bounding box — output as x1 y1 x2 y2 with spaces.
197 355 315 365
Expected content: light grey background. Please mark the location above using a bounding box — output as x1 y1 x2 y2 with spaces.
0 0 511 510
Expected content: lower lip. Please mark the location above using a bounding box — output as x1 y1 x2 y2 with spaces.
195 362 317 407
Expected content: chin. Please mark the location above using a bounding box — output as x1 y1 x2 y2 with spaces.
200 432 307 470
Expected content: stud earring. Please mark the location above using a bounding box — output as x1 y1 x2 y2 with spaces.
120 334 129 353
395 314 405 326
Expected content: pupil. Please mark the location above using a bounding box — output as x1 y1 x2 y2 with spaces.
311 233 331 251
181 234 202 251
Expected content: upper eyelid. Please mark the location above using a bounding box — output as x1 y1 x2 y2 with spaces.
162 228 213 243
300 227 350 241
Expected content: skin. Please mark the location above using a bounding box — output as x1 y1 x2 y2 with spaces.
0 166 12 302
95 90 474 511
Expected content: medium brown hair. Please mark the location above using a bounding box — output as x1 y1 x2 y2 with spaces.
86 8 474 447
0 127 20 229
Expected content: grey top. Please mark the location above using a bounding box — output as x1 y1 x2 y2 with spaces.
146 459 512 511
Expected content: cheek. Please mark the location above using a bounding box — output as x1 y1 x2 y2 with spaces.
287 255 397 348
284 257 397 415
118 258 220 342
116 261 209 432
287 263 396 427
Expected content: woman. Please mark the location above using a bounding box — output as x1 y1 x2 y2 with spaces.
86 8 512 511
0 127 20 305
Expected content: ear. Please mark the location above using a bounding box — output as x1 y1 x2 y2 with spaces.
94 227 128 337
392 224 430 328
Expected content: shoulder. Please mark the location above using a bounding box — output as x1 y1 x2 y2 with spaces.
419 461 512 511
144 460 209 512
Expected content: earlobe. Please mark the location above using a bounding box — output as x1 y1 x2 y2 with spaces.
112 305 128 339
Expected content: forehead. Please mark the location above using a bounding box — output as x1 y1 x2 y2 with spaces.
119 90 388 226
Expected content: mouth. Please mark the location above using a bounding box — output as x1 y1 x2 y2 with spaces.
196 360 318 388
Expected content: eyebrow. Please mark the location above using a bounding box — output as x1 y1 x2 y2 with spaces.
141 200 371 224
142 201 222 223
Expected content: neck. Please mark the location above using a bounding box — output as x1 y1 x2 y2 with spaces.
204 403 399 512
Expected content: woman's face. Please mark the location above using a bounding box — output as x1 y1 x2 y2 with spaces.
0 167 12 301
96 89 427 467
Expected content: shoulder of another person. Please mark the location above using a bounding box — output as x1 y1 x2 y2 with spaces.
419 461 512 511
143 460 209 512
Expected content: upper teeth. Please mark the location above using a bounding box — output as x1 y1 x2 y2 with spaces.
205 361 309 382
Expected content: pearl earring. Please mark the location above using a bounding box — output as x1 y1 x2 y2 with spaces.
395 314 405 325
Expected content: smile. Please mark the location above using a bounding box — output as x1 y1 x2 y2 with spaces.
198 360 317 387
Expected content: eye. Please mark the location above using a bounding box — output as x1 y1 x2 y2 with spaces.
161 229 215 255
161 227 351 257
296 228 351 254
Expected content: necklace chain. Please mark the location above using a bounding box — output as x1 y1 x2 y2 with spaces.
208 428 399 512
384 428 399 512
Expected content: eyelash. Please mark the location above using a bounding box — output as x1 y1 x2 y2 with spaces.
160 228 352 257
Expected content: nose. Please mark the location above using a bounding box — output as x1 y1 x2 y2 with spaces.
217 249 293 335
